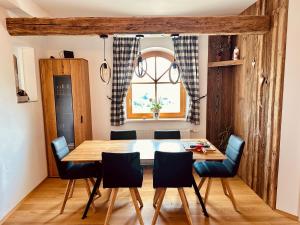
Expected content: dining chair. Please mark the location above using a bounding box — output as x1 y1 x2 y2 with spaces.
110 130 137 140
102 152 144 225
154 130 181 139
152 151 194 225
193 134 245 211
51 136 102 214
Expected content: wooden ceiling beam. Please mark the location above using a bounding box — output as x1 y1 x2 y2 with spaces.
6 16 270 36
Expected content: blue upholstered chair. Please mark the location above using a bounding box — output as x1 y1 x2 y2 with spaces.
193 135 245 211
102 152 144 225
154 130 181 139
110 130 137 140
51 136 102 214
152 151 193 225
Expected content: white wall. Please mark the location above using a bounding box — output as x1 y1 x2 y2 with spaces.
42 35 208 140
0 8 47 221
276 0 300 218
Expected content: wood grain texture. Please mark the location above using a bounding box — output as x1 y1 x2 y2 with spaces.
2 169 299 225
233 0 289 209
206 36 235 152
39 59 93 177
208 59 243 68
6 16 270 36
62 139 226 163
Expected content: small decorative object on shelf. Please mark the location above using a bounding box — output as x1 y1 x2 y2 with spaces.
232 46 240 60
216 50 223 61
149 98 162 120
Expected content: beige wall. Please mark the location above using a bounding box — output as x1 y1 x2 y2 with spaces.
41 35 208 140
0 8 47 221
276 0 300 218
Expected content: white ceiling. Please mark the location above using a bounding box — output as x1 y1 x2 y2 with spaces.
31 0 256 17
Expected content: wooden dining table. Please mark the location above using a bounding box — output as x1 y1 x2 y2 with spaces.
63 139 226 218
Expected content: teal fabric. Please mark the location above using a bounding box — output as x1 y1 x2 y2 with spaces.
51 136 101 180
154 130 181 139
110 130 137 140
102 152 143 188
153 151 193 188
193 135 245 178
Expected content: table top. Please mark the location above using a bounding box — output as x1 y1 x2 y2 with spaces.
63 139 226 163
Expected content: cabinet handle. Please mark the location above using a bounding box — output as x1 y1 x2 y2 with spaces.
81 115 83 123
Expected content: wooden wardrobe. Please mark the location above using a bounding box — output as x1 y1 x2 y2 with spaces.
40 59 92 177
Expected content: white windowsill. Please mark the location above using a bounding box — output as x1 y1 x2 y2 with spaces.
126 118 187 123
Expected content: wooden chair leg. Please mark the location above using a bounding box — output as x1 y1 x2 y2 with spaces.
89 178 101 197
84 179 96 212
151 188 166 225
129 188 144 225
220 178 228 196
178 188 193 225
106 188 112 201
223 179 238 211
153 188 161 207
60 180 73 214
69 179 76 199
134 188 143 208
104 188 118 225
204 178 212 205
197 177 206 190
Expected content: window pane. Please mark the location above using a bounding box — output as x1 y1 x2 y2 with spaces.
157 83 181 113
156 57 171 82
131 84 155 113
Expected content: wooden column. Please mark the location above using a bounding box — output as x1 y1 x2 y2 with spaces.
233 0 289 208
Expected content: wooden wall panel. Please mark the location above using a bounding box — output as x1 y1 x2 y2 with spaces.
233 0 288 208
207 36 235 152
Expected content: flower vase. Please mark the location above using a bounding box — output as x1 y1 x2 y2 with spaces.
153 111 160 120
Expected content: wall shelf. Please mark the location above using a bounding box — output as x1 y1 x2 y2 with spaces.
208 59 243 68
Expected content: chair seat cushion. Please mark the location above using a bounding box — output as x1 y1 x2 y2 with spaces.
193 161 232 178
61 162 101 180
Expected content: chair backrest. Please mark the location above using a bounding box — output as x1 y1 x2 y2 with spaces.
51 136 72 177
153 151 193 188
154 130 181 139
102 152 143 188
222 135 245 176
110 130 137 140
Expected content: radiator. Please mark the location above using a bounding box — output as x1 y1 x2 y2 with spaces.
136 129 191 139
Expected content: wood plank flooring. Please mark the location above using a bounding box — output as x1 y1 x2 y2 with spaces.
2 169 299 225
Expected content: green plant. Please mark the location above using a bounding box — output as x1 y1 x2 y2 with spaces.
149 98 162 113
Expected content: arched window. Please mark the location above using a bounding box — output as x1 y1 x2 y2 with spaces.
126 50 186 119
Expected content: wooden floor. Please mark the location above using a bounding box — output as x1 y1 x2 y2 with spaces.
2 169 299 225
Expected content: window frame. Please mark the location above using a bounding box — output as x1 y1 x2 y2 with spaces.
126 50 186 119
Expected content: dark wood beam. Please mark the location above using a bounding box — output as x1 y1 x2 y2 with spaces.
6 16 270 36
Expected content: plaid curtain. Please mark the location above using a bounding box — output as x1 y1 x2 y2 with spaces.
111 37 138 126
173 36 200 125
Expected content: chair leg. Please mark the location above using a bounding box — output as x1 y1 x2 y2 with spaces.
60 180 73 214
223 179 238 211
178 188 193 225
104 188 118 225
84 179 96 213
69 179 76 199
134 188 143 208
151 188 166 225
89 178 101 197
129 188 144 225
220 178 228 196
204 178 212 205
106 188 112 202
153 188 161 207
197 177 206 190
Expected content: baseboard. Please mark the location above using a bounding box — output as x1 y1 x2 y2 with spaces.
275 209 299 221
0 177 47 225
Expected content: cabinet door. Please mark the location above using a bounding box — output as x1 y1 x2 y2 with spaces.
70 60 92 146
